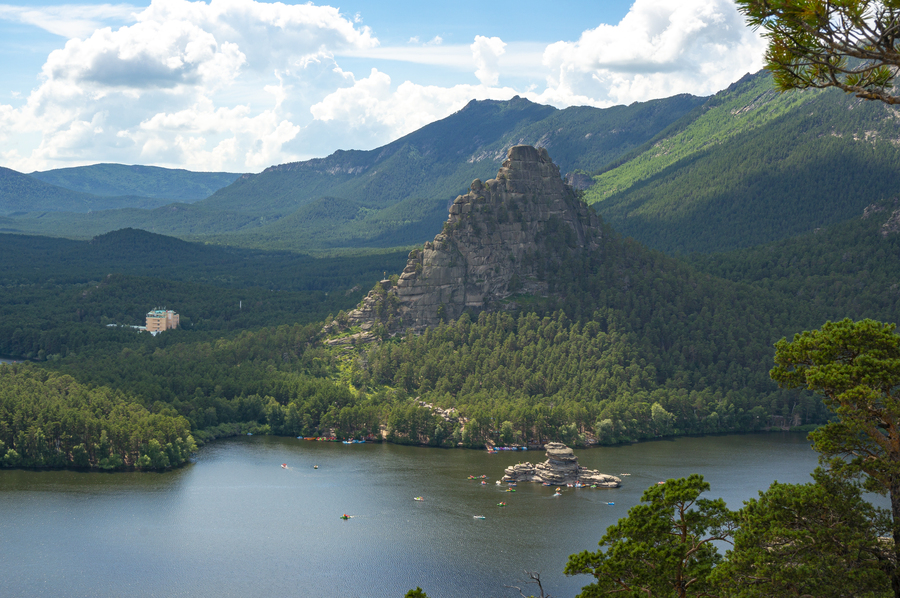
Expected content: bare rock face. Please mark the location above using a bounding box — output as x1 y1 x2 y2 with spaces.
347 145 602 332
501 442 621 487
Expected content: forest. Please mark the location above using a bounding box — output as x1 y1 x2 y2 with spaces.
0 203 859 470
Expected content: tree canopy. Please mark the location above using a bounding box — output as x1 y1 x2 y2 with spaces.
564 474 736 598
772 318 900 596
738 0 900 104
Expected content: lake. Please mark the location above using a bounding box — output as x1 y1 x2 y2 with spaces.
0 433 847 598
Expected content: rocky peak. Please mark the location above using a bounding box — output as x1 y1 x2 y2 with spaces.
346 145 602 333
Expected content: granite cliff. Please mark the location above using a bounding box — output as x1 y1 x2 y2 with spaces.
344 145 602 334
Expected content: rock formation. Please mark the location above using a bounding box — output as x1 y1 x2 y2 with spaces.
346 145 602 333
501 442 621 487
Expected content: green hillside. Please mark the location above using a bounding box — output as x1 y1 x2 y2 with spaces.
2 94 704 253
30 163 240 201
686 197 900 322
587 71 900 254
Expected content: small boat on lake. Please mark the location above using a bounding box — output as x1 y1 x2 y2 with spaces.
553 492 562 497
473 515 485 519
414 496 424 501
497 502 507 507
281 463 287 469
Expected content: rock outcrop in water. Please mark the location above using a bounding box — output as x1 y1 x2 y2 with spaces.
344 145 602 334
500 442 621 487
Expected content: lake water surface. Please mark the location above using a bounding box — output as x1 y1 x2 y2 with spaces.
0 433 846 597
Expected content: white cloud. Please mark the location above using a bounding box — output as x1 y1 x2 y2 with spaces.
0 3 138 38
536 0 765 107
308 66 521 148
0 0 378 172
471 35 506 87
0 0 766 174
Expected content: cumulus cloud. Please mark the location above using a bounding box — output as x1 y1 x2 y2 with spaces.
0 0 378 172
0 0 766 173
471 35 506 87
308 67 520 147
536 0 765 107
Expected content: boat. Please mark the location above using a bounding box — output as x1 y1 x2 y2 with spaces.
495 480 501 485
313 465 318 469
508 482 517 486
542 482 551 487
473 515 485 519
414 496 424 501
481 481 487 485
566 483 574 488
553 492 562 497
467 475 476 480
479 475 487 479
575 482 583 488
497 502 507 507
505 488 516 492
606 502 615 506
340 514 350 520
281 463 287 469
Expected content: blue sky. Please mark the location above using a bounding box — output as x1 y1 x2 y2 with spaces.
0 0 765 173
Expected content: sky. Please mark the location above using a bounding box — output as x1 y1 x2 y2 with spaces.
0 0 767 174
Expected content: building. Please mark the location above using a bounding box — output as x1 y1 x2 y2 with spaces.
145 308 179 333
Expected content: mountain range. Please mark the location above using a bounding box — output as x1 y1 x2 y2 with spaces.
3 69 899 261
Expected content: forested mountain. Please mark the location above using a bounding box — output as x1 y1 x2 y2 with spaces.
198 94 704 217
586 71 900 253
30 163 240 201
0 94 704 252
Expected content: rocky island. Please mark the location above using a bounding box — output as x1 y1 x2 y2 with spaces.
500 442 621 487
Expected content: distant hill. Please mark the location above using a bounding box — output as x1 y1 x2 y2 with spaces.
586 71 900 253
0 167 168 215
30 164 240 201
0 227 407 292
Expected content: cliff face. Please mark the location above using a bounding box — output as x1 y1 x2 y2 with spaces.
348 145 602 333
